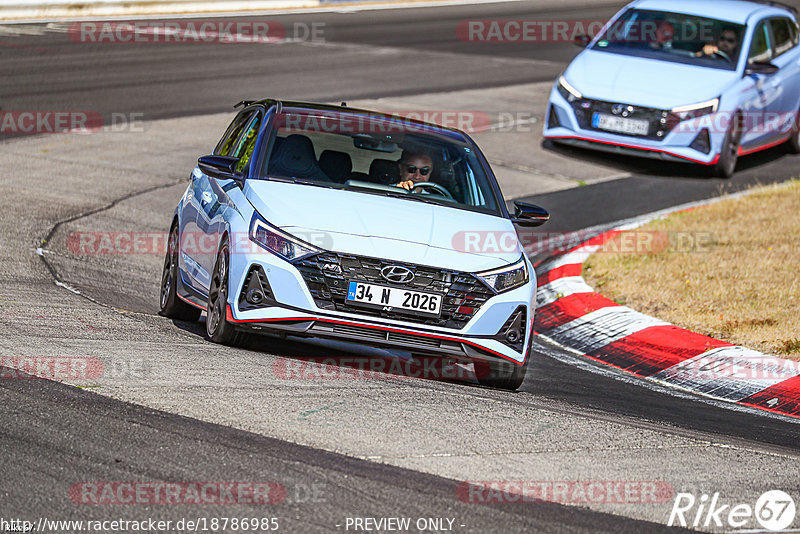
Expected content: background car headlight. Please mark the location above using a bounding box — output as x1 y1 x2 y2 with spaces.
557 75 582 102
249 213 321 261
476 256 529 294
671 98 719 121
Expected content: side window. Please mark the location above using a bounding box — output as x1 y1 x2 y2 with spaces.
233 112 263 173
748 22 773 63
214 111 255 157
771 18 795 56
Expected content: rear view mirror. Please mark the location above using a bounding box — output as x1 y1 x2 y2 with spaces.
198 155 244 187
353 134 399 153
574 33 592 48
511 201 549 227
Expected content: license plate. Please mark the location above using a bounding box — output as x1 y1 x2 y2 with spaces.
346 281 442 317
592 112 649 136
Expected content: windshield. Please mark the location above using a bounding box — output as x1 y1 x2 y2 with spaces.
257 110 503 216
592 9 745 70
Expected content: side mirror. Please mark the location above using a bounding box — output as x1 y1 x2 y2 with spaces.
745 61 779 75
573 33 592 48
197 155 244 188
511 201 549 227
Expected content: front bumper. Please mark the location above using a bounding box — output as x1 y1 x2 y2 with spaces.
543 86 723 165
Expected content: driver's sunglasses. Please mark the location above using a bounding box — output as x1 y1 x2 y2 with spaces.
403 164 431 176
719 36 736 43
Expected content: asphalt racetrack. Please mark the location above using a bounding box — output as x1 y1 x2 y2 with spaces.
2 1 800 532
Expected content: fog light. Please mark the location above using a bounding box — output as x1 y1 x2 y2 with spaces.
690 129 711 154
505 329 521 344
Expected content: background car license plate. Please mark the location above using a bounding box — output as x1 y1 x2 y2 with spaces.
592 112 649 136
346 281 442 317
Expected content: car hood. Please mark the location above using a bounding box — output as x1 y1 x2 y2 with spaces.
565 50 738 108
244 180 522 272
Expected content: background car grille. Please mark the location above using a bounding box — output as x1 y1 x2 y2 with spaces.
569 98 679 141
292 252 495 329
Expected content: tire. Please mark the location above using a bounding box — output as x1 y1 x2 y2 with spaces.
206 237 239 345
473 358 528 391
712 113 742 178
787 108 800 154
159 223 202 322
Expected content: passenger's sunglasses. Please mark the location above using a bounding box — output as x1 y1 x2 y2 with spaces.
403 164 431 176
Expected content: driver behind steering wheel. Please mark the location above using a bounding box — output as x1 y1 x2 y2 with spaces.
696 27 738 61
394 149 434 191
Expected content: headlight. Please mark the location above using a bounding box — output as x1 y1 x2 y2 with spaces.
476 256 529 294
557 75 582 102
249 213 321 261
671 98 719 121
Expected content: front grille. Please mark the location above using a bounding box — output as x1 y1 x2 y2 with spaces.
569 98 679 141
292 252 494 329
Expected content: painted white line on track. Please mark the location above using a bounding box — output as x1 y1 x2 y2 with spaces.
534 336 800 426
545 306 668 354
535 276 594 308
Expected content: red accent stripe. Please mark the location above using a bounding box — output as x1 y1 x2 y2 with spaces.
738 375 800 417
738 133 791 156
548 136 720 165
534 292 620 333
537 263 583 287
225 305 526 365
585 325 733 377
178 293 206 310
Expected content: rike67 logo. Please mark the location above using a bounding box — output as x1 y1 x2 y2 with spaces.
668 490 796 531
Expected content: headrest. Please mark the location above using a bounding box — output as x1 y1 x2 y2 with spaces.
319 150 353 183
369 158 399 185
270 134 316 177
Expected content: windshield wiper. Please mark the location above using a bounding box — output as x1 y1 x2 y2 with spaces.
267 176 341 189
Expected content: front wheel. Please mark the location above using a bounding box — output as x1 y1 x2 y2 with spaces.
473 358 528 391
159 223 201 322
206 238 238 345
787 108 800 154
712 113 742 178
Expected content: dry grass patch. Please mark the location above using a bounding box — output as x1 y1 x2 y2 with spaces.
584 180 800 359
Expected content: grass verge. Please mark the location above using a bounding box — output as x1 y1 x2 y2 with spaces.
584 179 800 359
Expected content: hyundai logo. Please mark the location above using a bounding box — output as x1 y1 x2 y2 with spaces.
380 265 415 284
612 104 635 117
321 262 342 274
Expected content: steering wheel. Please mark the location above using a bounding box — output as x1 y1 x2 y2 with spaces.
713 49 732 62
411 182 454 200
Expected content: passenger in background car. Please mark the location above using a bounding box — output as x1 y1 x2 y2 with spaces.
394 150 434 190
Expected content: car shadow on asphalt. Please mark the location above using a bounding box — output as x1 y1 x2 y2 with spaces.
168 316 486 389
541 139 797 179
